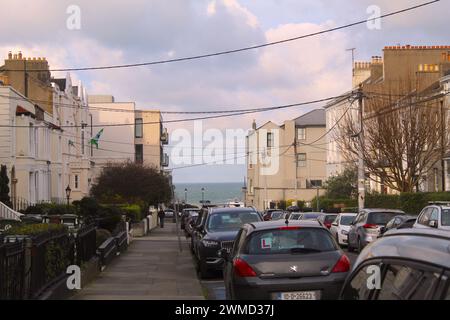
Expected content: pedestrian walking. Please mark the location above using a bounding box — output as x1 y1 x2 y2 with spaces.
158 207 166 228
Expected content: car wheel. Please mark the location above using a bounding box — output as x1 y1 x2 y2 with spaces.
199 261 212 279
347 237 355 252
357 237 363 253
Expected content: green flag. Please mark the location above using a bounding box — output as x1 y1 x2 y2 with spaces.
90 128 104 149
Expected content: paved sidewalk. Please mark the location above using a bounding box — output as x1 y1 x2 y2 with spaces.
73 222 204 300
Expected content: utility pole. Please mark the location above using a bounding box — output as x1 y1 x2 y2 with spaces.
357 84 365 211
346 48 356 77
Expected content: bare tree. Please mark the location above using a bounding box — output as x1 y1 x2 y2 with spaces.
334 87 447 193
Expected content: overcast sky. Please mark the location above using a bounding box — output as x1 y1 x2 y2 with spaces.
1 0 448 183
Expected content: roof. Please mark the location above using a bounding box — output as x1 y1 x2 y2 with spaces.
355 228 450 269
210 207 257 214
384 45 450 50
361 208 405 213
293 109 325 127
248 219 323 231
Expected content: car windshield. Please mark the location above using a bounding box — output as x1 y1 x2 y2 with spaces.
367 212 402 225
301 213 321 220
271 211 284 220
246 228 336 255
290 214 301 220
340 215 355 225
324 215 338 223
207 211 260 232
442 209 450 226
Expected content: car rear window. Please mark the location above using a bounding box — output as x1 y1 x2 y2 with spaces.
340 215 355 225
301 213 321 220
271 211 284 219
245 228 336 255
367 212 401 225
324 215 338 223
290 214 301 220
442 209 450 226
207 211 260 232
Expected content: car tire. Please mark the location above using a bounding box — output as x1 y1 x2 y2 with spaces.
199 260 212 279
347 238 355 252
357 237 363 253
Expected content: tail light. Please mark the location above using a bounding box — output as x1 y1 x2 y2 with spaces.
331 255 350 273
233 258 257 277
363 223 378 229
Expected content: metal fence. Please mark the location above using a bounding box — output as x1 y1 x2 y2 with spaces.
0 241 26 300
29 230 75 299
75 224 96 266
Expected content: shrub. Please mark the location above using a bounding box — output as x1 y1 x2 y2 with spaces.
311 196 357 211
96 228 112 248
20 203 76 216
5 223 66 236
365 193 402 210
120 204 142 222
96 205 123 232
73 197 100 217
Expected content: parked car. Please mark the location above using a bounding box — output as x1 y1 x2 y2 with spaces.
317 213 338 229
180 208 200 230
164 209 175 218
288 213 302 221
184 210 200 238
340 228 450 300
192 207 262 278
263 209 285 221
347 209 405 252
299 212 323 221
329 213 357 246
413 202 450 231
380 215 416 235
222 220 350 300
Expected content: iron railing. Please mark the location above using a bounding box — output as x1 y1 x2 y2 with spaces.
75 224 96 266
0 240 26 300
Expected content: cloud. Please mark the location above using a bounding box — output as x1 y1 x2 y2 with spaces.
1 0 447 183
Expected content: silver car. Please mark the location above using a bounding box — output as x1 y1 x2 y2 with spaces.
413 202 450 231
347 208 405 252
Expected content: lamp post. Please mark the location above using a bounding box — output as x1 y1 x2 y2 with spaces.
184 188 188 204
201 187 205 205
65 185 71 206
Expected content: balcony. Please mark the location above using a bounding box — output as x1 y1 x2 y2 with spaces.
161 153 169 167
161 128 169 145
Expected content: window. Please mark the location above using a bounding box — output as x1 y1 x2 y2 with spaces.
297 128 306 140
297 153 307 167
267 132 273 148
81 130 85 155
245 228 336 255
418 208 432 226
74 175 79 190
377 263 441 300
135 144 143 164
442 209 450 226
135 118 143 138
309 180 322 188
341 263 382 300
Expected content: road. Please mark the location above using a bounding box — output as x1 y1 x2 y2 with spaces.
200 249 359 300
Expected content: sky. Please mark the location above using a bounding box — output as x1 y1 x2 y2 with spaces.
1 0 449 183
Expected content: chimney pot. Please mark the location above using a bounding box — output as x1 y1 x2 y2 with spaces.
18 51 22 59
8 51 12 59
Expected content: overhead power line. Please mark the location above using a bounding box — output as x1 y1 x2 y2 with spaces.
0 93 355 128
2 1 439 73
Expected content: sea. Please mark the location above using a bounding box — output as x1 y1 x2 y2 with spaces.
174 182 244 206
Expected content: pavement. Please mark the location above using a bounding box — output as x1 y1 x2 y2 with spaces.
73 221 205 300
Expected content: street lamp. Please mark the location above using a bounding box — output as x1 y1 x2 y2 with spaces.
201 187 205 204
184 188 188 204
65 185 71 206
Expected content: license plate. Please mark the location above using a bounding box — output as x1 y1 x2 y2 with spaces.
277 291 319 300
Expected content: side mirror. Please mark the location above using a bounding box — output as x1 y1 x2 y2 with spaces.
429 220 438 228
218 248 229 261
332 222 338 226
380 226 386 234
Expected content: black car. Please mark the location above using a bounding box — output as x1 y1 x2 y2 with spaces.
340 228 450 300
222 220 350 300
180 208 200 230
192 207 261 278
380 215 416 235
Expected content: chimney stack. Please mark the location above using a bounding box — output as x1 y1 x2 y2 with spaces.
252 119 257 130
